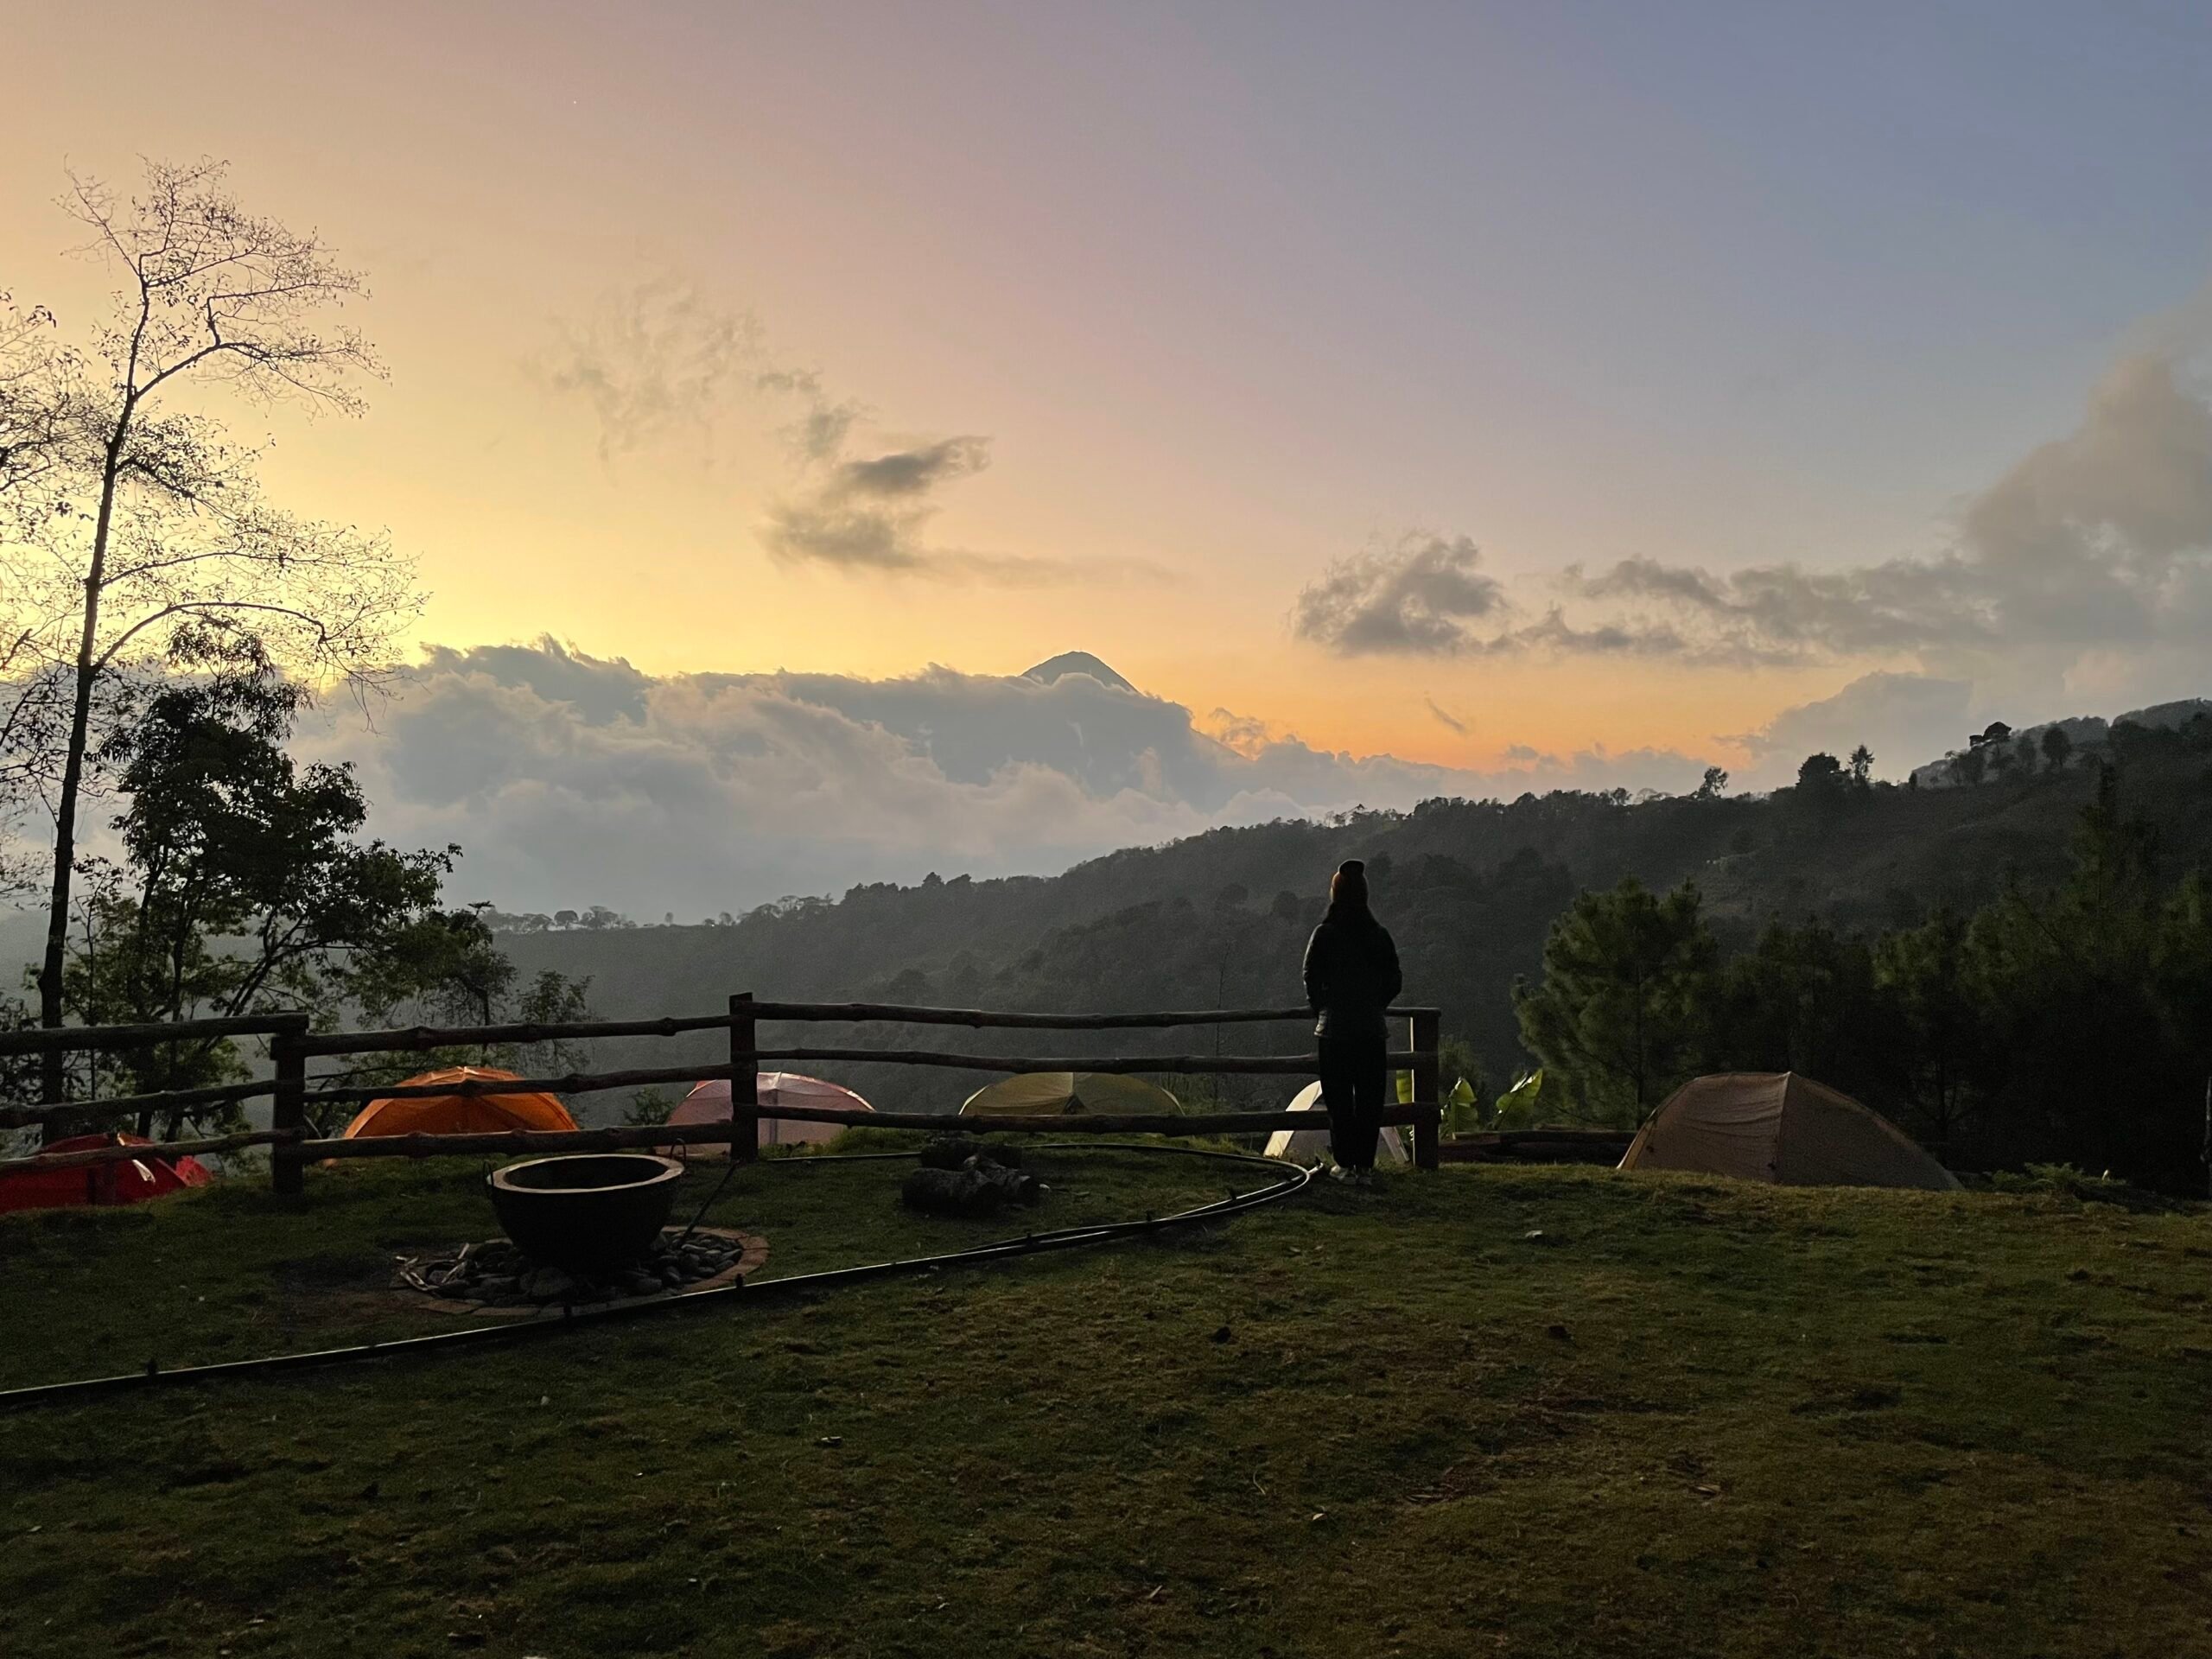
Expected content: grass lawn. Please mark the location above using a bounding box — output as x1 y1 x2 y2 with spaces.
3 1144 2209 1657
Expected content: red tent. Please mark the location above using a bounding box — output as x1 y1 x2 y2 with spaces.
0 1132 213 1215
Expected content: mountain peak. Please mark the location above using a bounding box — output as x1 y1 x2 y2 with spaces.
1022 652 1136 694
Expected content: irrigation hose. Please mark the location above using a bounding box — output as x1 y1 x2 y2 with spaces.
0 1141 1316 1410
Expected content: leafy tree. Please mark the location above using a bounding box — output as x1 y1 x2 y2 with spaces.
1695 766 1729 800
1961 765 2189 1178
1946 746 1989 787
1869 907 1986 1156
0 160 419 1103
1793 752 1855 820
348 963 595 1098
624 1086 677 1128
2040 726 2073 773
55 633 566 1134
1797 753 1845 792
1847 745 1874 787
1513 877 1717 1124
1717 917 1880 1091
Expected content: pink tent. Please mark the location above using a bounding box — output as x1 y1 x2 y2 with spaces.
666 1072 874 1155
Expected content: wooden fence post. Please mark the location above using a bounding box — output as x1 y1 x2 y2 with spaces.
1410 1008 1440 1172
270 1014 310 1197
729 993 760 1163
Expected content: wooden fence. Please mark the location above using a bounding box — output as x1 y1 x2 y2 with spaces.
0 997 1445 1192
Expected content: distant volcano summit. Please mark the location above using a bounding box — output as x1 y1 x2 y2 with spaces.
1022 651 1137 694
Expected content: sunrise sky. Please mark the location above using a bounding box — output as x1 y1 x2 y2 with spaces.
8 2 2212 910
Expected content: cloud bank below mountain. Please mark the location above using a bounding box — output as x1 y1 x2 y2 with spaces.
312 642 1711 916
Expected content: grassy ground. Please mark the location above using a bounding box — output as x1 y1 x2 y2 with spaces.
3 1144 2209 1658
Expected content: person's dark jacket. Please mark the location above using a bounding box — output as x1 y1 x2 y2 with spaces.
1302 912 1403 1040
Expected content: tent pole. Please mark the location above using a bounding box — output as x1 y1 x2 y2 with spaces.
1411 1010 1440 1172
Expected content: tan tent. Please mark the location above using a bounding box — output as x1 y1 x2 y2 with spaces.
1618 1072 1957 1191
960 1072 1180 1118
1262 1080 1408 1166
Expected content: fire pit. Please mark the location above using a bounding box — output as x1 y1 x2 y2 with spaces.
486 1153 684 1274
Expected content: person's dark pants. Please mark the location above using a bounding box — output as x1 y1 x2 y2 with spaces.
1318 1034 1388 1170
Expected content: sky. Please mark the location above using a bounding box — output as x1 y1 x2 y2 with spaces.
5 2 2212 912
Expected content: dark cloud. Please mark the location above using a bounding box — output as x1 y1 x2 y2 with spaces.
1424 697 1468 735
760 436 998 573
1292 535 1507 655
1291 537 1700 660
836 437 990 499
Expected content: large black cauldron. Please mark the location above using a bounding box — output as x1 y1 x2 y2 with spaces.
486 1154 684 1274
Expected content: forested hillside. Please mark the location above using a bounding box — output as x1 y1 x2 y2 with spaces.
497 719 2212 1130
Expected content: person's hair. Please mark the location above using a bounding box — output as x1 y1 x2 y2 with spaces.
1325 858 1372 923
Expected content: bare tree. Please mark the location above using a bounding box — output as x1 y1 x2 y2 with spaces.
0 159 420 1104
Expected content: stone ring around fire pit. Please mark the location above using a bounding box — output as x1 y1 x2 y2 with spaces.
395 1225 771 1317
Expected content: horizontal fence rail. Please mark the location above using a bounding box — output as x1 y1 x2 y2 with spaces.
0 1014 298 1057
297 1051 1424 1104
0 1103 1442 1177
296 1012 737 1058
0 1077 279 1132
294 1001 1443 1057
745 1001 1440 1030
0 995 1448 1181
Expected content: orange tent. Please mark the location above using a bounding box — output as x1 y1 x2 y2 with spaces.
340 1065 577 1140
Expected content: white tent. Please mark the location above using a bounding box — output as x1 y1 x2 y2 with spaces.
1262 1079 1408 1166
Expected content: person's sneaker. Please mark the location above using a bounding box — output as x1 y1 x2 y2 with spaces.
1328 1163 1358 1185
1355 1168 1376 1188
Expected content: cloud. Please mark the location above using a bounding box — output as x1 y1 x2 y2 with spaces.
784 397 862 464
1290 341 2212 711
313 640 1719 913
1728 671 1974 785
1424 697 1467 735
1292 536 1694 660
537 278 845 463
762 432 1163 585
1293 535 1507 655
1557 353 2212 678
760 435 1000 575
760 497 931 572
836 437 990 499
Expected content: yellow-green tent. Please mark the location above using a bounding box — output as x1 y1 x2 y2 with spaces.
959 1071 1182 1117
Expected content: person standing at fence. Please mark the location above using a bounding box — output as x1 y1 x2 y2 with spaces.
1301 860 1402 1187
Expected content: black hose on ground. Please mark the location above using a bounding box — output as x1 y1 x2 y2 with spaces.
0 1141 1315 1409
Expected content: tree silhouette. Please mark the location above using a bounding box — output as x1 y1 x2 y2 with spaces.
1512 877 1717 1124
0 160 419 1103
